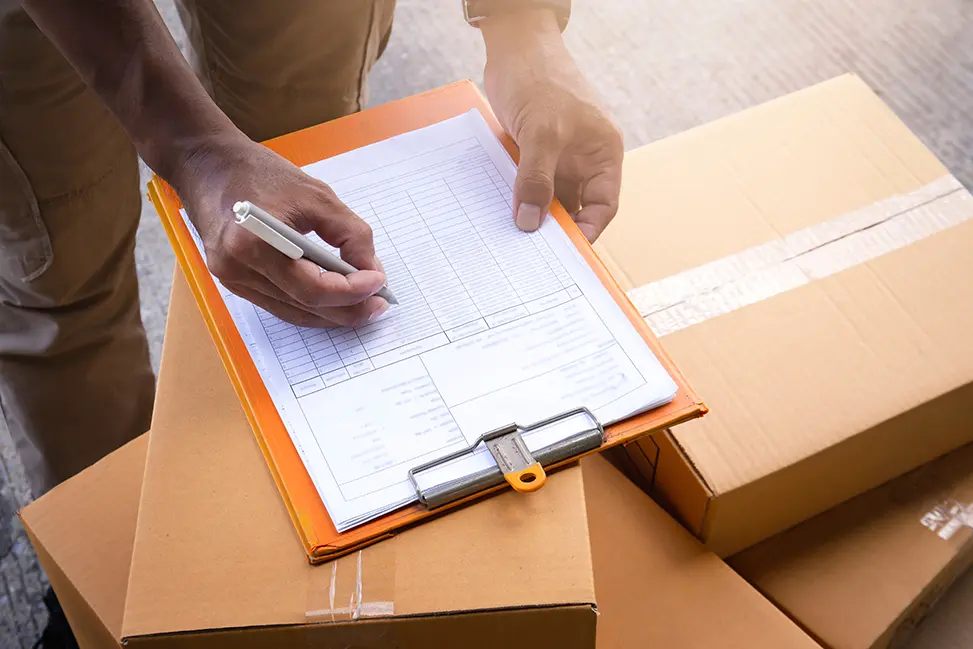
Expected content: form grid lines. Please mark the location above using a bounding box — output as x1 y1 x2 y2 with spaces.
259 147 579 398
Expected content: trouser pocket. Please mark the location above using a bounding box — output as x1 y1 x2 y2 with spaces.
0 136 52 282
176 0 396 142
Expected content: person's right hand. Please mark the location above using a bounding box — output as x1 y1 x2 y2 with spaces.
171 131 390 328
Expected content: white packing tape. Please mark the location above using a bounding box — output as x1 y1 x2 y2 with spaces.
305 549 395 622
920 499 973 541
627 175 973 337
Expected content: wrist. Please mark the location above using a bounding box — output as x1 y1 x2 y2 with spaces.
141 115 243 194
480 8 563 59
155 125 250 201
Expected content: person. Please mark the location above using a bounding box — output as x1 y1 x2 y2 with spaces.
2 0 622 644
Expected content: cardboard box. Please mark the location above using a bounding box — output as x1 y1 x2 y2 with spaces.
19 435 146 649
95 269 817 649
597 74 973 556
19 434 819 649
731 442 973 649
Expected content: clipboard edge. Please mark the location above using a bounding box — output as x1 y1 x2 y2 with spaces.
148 181 323 556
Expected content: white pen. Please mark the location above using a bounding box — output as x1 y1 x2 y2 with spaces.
232 200 398 305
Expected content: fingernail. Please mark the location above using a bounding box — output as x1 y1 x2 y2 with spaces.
368 301 389 323
577 222 599 242
516 203 543 231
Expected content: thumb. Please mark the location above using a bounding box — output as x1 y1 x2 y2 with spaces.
514 124 562 232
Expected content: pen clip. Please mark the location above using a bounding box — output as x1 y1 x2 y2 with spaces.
235 212 303 260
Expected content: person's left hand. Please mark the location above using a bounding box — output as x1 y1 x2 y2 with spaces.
481 9 624 242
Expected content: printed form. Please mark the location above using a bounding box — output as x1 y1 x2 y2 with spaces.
181 110 678 531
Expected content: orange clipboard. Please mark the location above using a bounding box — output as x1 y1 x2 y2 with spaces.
148 80 706 564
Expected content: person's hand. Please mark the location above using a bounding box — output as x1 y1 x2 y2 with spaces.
171 131 389 328
481 9 624 242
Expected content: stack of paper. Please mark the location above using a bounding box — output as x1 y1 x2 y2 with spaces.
181 110 677 531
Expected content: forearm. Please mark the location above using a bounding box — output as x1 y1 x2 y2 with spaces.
22 0 238 187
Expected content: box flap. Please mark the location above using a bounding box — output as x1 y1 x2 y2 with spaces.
583 455 820 649
731 442 973 649
596 73 972 497
123 270 595 638
20 434 147 646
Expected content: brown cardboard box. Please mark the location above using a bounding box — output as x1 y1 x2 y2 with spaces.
597 73 973 557
102 270 816 649
582 455 819 649
731 442 973 649
19 433 819 649
19 435 146 649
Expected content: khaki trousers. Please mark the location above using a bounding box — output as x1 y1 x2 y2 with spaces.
0 1 394 496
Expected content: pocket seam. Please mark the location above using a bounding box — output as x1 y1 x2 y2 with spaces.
0 137 53 282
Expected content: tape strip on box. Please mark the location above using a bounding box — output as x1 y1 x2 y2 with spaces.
305 542 396 623
921 499 973 541
627 175 973 336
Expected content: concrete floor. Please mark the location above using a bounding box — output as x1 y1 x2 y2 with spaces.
1 0 971 646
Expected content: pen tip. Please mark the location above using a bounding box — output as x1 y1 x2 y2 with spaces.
232 201 249 217
379 287 399 305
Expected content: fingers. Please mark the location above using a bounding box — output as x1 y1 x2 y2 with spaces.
555 177 582 216
212 224 388 327
260 253 385 310
217 219 386 309
223 265 389 328
223 283 341 329
575 165 622 242
513 121 563 232
253 178 386 295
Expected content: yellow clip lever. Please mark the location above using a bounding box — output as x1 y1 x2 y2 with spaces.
504 462 547 493
485 428 547 495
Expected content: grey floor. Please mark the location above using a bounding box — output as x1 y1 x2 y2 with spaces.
1 0 972 647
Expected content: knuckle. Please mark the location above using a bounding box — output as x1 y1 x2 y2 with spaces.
518 168 555 191
330 302 374 328
323 309 356 328
292 313 323 328
607 123 624 151
207 251 234 280
221 281 247 301
208 229 253 280
347 310 373 329
222 228 251 259
314 185 341 206
529 120 561 148
311 185 353 219
347 218 374 245
265 300 311 327
291 281 324 308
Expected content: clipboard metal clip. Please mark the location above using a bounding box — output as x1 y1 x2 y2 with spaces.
407 407 604 511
